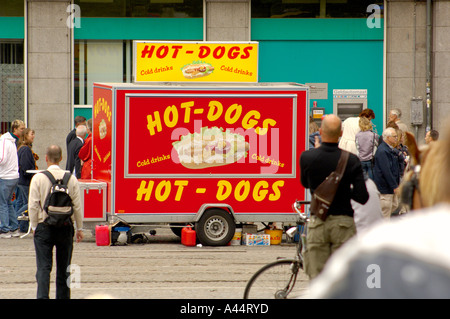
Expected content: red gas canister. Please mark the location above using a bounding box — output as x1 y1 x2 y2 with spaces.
181 226 196 246
95 225 110 246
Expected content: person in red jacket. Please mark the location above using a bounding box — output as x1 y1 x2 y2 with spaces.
78 119 92 179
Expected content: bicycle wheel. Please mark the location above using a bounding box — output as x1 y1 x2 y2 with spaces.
243 259 303 299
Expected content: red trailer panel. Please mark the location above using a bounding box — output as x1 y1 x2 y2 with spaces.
92 83 308 244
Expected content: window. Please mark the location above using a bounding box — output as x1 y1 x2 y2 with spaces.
251 0 384 19
0 42 24 133
74 40 133 106
74 0 203 18
327 0 384 18
252 0 319 18
0 0 24 17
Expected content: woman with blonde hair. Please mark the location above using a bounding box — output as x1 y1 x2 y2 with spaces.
339 109 376 155
355 116 378 180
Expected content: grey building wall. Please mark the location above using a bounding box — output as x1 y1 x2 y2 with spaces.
386 0 450 144
433 1 450 138
205 0 250 41
26 0 72 169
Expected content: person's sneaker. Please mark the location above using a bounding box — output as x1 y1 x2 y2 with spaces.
17 214 29 221
10 229 21 238
0 232 11 239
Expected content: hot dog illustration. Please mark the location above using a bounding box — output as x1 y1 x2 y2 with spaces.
181 62 214 79
99 119 107 140
172 126 249 169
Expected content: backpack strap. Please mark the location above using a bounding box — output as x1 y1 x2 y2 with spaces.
62 172 72 185
41 170 57 184
42 170 72 185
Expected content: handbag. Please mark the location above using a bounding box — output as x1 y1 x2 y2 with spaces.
310 150 349 221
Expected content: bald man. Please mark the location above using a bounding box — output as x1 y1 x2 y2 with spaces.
300 115 369 279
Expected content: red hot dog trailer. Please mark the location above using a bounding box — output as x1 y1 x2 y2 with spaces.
89 82 308 245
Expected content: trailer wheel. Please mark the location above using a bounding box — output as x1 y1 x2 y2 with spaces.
195 209 236 246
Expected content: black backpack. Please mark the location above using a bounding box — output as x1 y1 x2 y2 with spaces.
42 171 74 227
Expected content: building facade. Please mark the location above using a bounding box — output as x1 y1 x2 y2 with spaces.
0 0 448 168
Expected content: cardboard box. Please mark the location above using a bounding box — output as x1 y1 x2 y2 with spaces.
241 224 258 244
245 234 270 246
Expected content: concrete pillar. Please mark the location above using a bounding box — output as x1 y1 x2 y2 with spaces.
386 1 426 138
386 0 450 143
205 0 250 41
433 0 450 133
26 0 72 168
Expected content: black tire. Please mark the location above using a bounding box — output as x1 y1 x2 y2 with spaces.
195 209 235 246
243 259 301 299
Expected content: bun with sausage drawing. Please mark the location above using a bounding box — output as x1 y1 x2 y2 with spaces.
172 126 250 169
181 62 214 79
99 119 107 140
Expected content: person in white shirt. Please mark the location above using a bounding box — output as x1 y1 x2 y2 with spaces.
339 109 376 155
0 131 20 238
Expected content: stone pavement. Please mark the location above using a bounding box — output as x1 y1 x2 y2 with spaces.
0 227 309 299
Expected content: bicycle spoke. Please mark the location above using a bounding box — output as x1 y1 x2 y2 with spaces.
244 259 307 299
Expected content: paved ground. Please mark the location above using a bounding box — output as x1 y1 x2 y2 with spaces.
0 227 309 299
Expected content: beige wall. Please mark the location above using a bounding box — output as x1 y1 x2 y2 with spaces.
26 0 72 169
433 0 450 138
386 0 450 144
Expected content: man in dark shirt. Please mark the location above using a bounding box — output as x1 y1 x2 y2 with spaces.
66 125 86 179
66 116 86 157
300 114 369 279
373 127 402 219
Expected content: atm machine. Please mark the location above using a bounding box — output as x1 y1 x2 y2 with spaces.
333 89 368 120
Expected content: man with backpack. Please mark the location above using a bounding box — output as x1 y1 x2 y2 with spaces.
28 145 83 299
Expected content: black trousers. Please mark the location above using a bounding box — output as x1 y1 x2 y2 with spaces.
33 223 74 299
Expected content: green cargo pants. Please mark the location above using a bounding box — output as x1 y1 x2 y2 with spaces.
304 214 356 280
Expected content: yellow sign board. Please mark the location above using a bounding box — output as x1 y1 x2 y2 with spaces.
134 41 259 83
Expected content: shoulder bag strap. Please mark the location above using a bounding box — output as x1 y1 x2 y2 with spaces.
372 132 377 158
335 150 349 179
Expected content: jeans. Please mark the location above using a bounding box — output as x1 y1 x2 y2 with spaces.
0 178 19 233
14 184 29 213
361 160 374 180
33 223 74 299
